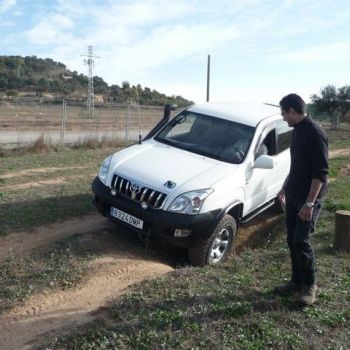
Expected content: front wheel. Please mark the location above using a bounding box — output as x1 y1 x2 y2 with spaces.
188 214 237 266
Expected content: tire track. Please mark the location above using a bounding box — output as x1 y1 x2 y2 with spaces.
0 241 173 350
0 212 113 262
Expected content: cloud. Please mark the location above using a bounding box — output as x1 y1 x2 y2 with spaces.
8 0 350 103
0 0 16 14
1 20 14 26
24 0 240 84
25 14 76 45
273 42 350 63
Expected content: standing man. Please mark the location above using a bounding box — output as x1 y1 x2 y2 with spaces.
274 93 329 305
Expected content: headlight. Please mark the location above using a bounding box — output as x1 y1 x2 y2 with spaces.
168 189 213 215
98 155 112 184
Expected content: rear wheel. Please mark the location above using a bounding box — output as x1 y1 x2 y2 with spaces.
189 214 236 266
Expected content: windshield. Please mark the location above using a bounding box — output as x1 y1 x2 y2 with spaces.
155 111 255 164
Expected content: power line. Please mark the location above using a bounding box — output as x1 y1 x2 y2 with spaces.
81 45 100 118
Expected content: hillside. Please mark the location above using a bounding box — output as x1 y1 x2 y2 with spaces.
0 55 193 107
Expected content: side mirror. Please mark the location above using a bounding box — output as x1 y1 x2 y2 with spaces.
253 155 274 169
163 103 177 119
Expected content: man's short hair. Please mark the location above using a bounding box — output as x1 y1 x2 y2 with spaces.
279 94 306 115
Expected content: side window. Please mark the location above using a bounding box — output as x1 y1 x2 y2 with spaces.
255 130 276 159
276 120 292 154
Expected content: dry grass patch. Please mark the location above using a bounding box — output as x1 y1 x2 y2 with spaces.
26 134 56 153
71 135 126 149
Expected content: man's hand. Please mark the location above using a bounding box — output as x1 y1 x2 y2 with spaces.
298 205 313 221
277 189 286 207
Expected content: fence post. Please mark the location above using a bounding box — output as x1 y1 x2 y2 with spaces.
334 210 350 253
125 102 130 143
60 98 67 146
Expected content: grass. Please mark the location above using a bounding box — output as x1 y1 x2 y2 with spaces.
39 154 350 349
326 124 350 150
0 146 118 236
0 127 349 349
0 234 97 314
325 155 350 212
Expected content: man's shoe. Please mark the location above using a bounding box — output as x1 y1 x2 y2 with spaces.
299 284 317 305
273 281 301 295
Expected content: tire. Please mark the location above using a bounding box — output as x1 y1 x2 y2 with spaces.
188 214 237 266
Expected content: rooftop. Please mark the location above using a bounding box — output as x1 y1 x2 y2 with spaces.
188 102 282 127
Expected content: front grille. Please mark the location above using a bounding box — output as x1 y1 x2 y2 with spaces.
111 174 167 209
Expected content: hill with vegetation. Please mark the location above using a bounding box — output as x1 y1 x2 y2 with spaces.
0 55 193 107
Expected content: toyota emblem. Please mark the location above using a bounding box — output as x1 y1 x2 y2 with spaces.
130 183 141 194
130 183 141 199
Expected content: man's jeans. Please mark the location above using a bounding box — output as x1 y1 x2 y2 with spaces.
285 198 323 286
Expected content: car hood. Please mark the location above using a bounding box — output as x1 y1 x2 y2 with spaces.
108 140 238 193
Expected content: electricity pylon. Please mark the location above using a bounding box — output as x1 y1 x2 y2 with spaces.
81 45 100 118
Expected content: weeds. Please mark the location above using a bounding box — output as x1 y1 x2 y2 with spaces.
0 146 117 235
1 135 124 156
0 234 96 314
0 127 349 349
42 154 350 350
71 135 125 149
25 134 55 153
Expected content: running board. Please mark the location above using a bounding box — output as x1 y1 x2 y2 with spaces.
240 199 275 224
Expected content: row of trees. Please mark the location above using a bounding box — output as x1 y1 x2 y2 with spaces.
310 85 350 129
0 55 193 107
109 81 191 107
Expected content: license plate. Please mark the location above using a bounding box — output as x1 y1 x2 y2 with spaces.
110 207 143 229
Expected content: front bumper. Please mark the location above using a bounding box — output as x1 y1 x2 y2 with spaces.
92 177 222 248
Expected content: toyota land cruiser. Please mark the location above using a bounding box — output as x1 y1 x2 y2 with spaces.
92 102 291 265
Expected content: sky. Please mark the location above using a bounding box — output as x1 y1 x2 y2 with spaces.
0 0 349 104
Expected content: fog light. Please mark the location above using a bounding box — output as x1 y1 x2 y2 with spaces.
111 189 116 196
141 202 148 210
174 229 192 237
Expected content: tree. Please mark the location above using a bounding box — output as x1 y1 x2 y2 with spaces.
17 57 25 77
121 81 132 102
337 85 350 120
0 76 8 89
311 85 350 129
0 55 194 106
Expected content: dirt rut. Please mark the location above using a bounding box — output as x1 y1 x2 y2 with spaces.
0 212 112 262
0 207 285 349
0 216 173 350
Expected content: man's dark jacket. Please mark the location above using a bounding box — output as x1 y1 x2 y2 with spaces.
284 117 328 209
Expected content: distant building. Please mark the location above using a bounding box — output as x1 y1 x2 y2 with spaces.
94 94 104 103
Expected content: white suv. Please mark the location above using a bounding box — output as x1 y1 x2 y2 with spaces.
92 102 291 265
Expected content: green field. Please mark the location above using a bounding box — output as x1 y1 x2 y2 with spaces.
0 127 349 349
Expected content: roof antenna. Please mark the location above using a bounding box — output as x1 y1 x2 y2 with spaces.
263 103 280 108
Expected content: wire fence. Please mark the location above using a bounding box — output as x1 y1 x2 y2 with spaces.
0 100 164 148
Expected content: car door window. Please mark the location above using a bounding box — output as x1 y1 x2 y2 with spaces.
276 120 292 154
255 129 276 160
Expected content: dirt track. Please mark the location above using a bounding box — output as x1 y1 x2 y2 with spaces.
0 207 283 350
0 214 174 350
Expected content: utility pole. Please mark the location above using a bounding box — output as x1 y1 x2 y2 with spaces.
81 45 100 118
206 54 210 102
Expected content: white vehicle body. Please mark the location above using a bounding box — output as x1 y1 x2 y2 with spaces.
92 102 292 265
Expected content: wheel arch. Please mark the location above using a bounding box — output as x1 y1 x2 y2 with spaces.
225 201 243 222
